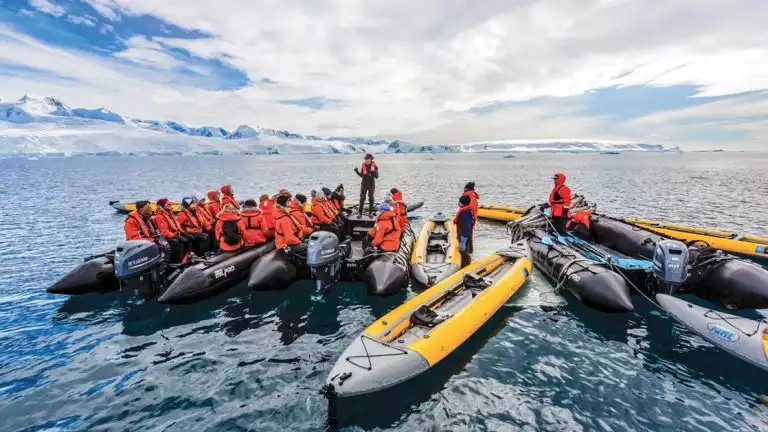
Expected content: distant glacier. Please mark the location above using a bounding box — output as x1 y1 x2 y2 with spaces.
0 96 678 156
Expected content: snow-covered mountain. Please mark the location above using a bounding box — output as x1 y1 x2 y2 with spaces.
0 96 678 156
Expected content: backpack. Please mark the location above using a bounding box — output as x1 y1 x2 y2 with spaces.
222 220 241 246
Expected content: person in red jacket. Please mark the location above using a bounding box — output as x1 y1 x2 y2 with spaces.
289 194 314 238
454 194 474 267
354 153 378 217
259 194 276 239
389 188 408 232
240 199 268 247
153 198 192 262
176 197 211 254
193 198 218 250
330 184 345 211
124 200 156 241
368 202 401 252
274 195 306 253
220 184 240 210
541 172 572 234
215 204 245 253
311 190 335 226
205 190 222 220
567 209 593 242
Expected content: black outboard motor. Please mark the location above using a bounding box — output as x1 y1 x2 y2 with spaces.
113 240 166 298
307 231 349 293
651 240 689 294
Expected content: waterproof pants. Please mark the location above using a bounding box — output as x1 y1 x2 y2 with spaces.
359 184 375 216
184 232 211 255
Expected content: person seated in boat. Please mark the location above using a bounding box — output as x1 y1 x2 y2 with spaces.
367 202 401 253
124 200 157 241
177 197 212 254
330 184 346 211
289 194 314 238
215 204 245 253
192 196 217 250
240 199 269 247
540 172 571 234
311 190 339 232
321 188 341 218
220 184 240 210
274 195 307 254
567 209 594 242
455 194 474 267
389 188 408 232
259 194 276 239
153 198 192 263
205 190 223 221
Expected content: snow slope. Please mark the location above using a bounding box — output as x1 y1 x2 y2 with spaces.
0 96 677 156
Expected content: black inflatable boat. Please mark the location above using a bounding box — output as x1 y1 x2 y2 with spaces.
248 203 420 296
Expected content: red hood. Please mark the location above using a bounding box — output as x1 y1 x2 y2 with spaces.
220 184 233 197
241 208 261 216
554 172 566 186
288 200 303 211
218 209 240 221
391 191 403 202
207 190 220 202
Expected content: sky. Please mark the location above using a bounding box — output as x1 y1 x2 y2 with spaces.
1 0 767 150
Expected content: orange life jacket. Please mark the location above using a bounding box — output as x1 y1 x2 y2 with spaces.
311 197 334 225
124 211 155 241
361 161 377 176
194 206 214 231
372 210 401 252
177 208 203 234
259 199 276 238
153 208 182 239
549 181 572 218
206 190 222 220
274 208 303 249
289 201 314 237
463 190 479 223
241 208 267 247
568 209 592 230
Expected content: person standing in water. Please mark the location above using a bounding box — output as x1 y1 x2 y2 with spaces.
542 172 572 234
354 154 378 217
455 194 475 268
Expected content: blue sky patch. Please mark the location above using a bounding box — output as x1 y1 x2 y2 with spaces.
278 96 339 110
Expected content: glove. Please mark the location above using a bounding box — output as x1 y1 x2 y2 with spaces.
157 238 171 255
459 236 468 253
539 203 550 210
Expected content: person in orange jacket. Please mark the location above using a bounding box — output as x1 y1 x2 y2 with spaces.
124 200 157 241
567 209 593 242
310 190 335 226
541 172 572 234
367 202 401 252
215 204 246 253
240 199 268 247
330 184 345 211
461 182 479 254
153 198 192 262
193 197 218 250
389 188 408 232
289 194 314 238
274 195 307 253
205 190 222 220
259 194 276 239
177 197 211 254
220 184 240 210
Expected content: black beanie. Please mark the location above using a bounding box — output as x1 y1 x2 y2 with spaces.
182 197 194 208
322 187 332 196
276 195 290 207
390 188 399 194
244 199 257 207
459 195 471 206
295 194 307 204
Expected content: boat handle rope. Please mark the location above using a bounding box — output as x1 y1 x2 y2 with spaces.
345 334 409 371
702 309 763 337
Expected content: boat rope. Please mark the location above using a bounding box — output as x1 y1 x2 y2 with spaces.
344 334 408 371
701 309 763 336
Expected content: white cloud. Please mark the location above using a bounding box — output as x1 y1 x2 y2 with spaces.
5 1 768 149
66 15 98 27
18 9 37 17
28 0 65 17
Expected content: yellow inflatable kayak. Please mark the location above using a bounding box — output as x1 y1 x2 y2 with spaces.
323 242 532 398
410 213 462 287
625 218 768 260
477 205 527 222
110 200 181 214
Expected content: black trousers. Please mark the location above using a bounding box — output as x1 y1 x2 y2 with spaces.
167 236 191 263
183 232 211 255
359 183 375 215
204 228 219 251
552 217 568 235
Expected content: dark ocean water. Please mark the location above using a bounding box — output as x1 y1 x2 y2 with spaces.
1 152 767 431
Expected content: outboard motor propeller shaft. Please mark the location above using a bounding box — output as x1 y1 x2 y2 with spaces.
651 240 690 294
306 231 347 293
